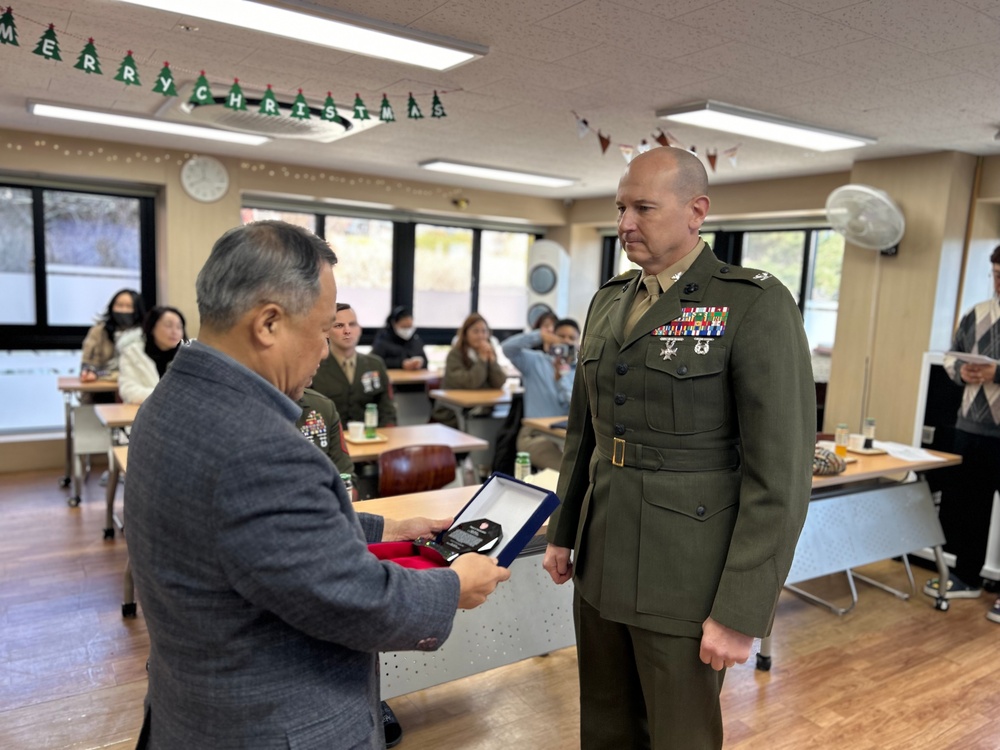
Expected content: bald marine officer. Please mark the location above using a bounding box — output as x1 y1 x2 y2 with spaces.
542 147 815 749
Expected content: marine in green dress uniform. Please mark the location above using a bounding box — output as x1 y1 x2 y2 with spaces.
296 387 356 484
543 148 815 749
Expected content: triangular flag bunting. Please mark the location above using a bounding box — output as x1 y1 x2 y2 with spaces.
430 91 446 118
190 72 214 105
598 131 611 154
620 145 635 163
353 93 370 120
379 94 395 123
636 139 652 154
152 62 177 96
114 50 141 86
321 92 339 122
33 23 60 60
290 89 311 120
407 92 423 120
653 129 669 148
576 116 590 139
225 79 247 111
707 149 718 172
74 38 102 74
259 85 280 116
0 7 19 46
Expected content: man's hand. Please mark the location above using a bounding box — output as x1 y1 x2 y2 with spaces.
542 543 573 584
961 362 997 385
382 516 453 542
451 554 511 609
700 617 754 671
402 356 424 371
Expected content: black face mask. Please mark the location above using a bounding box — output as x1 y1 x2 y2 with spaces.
112 312 136 328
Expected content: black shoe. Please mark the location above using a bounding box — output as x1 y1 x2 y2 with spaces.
381 701 402 748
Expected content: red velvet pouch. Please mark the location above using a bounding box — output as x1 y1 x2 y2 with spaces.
368 541 447 569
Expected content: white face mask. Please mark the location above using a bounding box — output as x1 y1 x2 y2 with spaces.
394 326 416 341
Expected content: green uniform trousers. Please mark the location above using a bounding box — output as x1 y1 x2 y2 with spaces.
575 591 726 750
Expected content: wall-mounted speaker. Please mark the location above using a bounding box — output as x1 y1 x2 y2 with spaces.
526 239 570 327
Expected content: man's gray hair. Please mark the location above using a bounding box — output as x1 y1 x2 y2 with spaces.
196 220 337 330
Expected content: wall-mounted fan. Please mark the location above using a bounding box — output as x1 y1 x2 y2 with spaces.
825 184 905 255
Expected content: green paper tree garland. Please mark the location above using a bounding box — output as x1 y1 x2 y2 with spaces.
114 50 141 86
73 37 101 74
321 92 340 122
225 79 247 111
379 94 395 123
152 62 177 96
0 7 19 46
352 93 370 120
32 23 60 60
291 89 311 120
259 84 280 116
189 71 214 105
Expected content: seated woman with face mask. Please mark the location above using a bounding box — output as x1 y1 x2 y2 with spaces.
79 288 146 385
117 306 189 404
371 306 427 371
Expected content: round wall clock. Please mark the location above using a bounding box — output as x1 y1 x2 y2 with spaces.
180 155 230 203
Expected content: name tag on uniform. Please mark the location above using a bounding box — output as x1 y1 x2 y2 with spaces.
652 307 729 359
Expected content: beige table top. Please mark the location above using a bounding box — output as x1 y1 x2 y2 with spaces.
428 388 514 409
94 403 140 429
113 445 129 473
387 368 442 386
521 415 568 438
57 376 119 393
346 423 489 462
811 449 960 489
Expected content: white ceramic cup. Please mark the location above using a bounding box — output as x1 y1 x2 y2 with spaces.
848 433 865 451
348 421 365 441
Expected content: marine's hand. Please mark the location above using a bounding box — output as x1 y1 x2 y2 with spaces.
542 544 573 584
382 516 454 542
451 554 510 609
700 617 753 671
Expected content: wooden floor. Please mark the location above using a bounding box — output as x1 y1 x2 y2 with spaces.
2 469 1000 749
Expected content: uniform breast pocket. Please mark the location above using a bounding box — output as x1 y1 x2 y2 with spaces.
644 342 727 434
581 335 605 418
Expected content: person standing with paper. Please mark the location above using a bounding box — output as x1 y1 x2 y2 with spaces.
928 246 1000 624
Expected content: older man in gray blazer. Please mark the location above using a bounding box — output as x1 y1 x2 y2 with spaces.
126 221 508 749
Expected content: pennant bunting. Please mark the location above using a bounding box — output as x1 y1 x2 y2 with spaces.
259 84 280 116
576 115 590 139
189 71 214 105
431 90 446 118
152 62 177 96
574 113 739 168
707 148 718 172
291 89 311 120
407 92 423 120
225 79 247 111
379 93 395 123
74 37 101 74
321 92 339 122
33 23 60 60
1 7 19 46
619 145 634 163
598 131 611 154
636 139 653 154
353 93 370 120
114 50 141 86
653 129 669 147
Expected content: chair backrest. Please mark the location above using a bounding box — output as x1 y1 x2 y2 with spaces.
377 444 457 498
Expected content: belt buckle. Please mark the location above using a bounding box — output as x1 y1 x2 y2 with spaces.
612 437 626 467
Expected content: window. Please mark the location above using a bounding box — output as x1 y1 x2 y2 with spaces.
613 232 718 277
803 229 845 349
413 224 474 328
741 230 807 303
324 216 394 327
0 183 155 434
240 207 315 231
478 230 531 329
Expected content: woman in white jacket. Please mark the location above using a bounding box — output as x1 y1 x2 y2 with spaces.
118 306 188 404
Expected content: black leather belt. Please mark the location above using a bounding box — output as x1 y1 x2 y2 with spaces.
595 431 739 472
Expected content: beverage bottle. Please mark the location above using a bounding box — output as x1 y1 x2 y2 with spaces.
514 451 531 481
364 403 378 439
340 473 359 502
834 423 849 458
863 417 876 449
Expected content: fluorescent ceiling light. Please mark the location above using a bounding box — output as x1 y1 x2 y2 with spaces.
114 0 485 71
657 100 874 152
30 102 270 145
419 160 575 188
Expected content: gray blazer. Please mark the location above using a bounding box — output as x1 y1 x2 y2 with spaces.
126 342 460 749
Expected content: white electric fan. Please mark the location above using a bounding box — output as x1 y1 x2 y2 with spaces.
825 184 905 255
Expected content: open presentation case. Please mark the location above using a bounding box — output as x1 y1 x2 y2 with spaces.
368 473 560 569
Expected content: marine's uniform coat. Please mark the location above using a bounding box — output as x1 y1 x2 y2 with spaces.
548 245 814 639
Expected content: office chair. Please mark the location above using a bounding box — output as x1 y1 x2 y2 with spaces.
377 444 456 498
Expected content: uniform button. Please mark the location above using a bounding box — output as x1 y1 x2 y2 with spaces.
683 283 699 294
696 505 706 517
677 365 688 375
720 266 730 274
614 423 626 436
614 393 626 405
616 363 628 375
416 637 440 651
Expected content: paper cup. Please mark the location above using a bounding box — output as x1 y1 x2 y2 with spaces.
848 433 865 451
348 421 365 440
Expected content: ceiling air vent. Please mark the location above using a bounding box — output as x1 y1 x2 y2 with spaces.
155 83 383 143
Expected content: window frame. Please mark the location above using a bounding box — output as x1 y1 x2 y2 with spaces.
0 181 157 350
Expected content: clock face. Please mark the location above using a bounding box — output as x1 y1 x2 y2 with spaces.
180 155 230 203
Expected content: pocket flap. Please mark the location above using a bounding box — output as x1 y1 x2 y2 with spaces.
645 342 725 379
641 471 738 521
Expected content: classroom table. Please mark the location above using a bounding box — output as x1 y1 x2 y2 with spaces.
362 484 575 701
386 368 442 387
94 402 141 430
345 423 489 463
428 388 516 431
95 404 140 538
56 376 119 505
385 369 441 424
755 447 962 670
521 415 568 440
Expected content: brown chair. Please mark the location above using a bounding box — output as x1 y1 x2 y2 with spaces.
377 444 457 498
